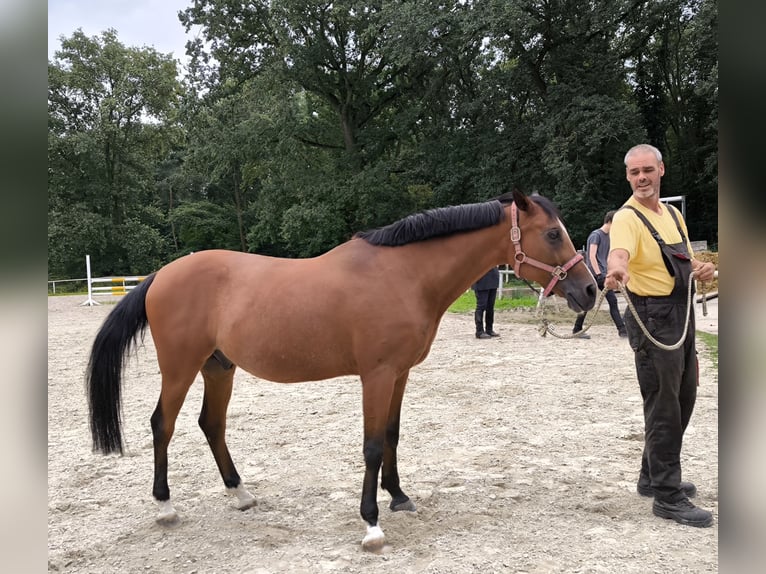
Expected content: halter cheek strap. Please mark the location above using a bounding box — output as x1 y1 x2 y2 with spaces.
510 202 583 297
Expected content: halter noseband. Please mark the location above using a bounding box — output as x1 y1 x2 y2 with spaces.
510 202 583 297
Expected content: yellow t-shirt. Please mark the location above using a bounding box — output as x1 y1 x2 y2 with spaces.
609 197 694 296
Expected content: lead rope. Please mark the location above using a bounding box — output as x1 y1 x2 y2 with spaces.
536 287 609 340
537 278 696 351
615 279 695 351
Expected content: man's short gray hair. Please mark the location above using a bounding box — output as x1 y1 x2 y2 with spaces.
624 144 663 165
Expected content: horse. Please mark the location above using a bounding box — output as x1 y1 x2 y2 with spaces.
86 189 597 551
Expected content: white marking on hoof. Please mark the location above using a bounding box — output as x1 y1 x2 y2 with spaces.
361 524 386 552
227 484 256 510
156 500 179 526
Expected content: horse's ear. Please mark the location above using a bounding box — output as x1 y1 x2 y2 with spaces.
512 188 530 211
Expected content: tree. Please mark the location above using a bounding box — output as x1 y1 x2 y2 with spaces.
179 0 479 255
625 0 718 245
48 29 182 276
396 0 649 244
48 3 717 275
182 1 452 165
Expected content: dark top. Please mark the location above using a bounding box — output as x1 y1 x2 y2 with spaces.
472 267 500 291
585 228 609 277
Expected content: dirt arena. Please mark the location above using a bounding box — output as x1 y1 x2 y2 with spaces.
48 294 718 573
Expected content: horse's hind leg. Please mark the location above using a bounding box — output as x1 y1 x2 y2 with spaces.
381 371 416 512
150 368 198 525
199 353 256 511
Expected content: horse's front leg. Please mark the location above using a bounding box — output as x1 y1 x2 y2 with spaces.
359 372 396 552
381 372 416 512
360 433 386 551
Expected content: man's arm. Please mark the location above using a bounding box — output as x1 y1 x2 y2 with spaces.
605 248 630 291
588 243 601 276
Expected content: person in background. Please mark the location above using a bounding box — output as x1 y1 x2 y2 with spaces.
572 210 627 339
605 143 716 528
472 266 500 339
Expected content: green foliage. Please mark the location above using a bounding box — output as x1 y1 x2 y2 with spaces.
170 201 243 254
48 29 182 276
48 208 109 278
111 219 167 274
48 2 717 280
278 201 349 258
627 0 718 245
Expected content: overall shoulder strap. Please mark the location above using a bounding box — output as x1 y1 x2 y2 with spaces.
664 205 688 244
622 205 664 245
622 205 691 281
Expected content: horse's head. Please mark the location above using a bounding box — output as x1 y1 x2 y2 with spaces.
500 189 597 313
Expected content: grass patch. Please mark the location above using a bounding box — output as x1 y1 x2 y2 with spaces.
696 331 718 370
448 290 537 313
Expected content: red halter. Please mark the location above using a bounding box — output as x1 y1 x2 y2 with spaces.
510 202 583 297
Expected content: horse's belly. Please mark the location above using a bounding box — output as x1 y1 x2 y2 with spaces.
222 333 356 384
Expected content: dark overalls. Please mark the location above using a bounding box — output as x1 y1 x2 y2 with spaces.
622 206 697 502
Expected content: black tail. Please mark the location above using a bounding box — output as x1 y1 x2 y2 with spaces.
86 273 156 455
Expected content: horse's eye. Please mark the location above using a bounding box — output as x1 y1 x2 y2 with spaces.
547 229 561 241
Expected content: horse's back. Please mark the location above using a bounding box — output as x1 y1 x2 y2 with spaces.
143 247 425 383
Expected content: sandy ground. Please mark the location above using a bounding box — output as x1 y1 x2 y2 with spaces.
48 294 718 573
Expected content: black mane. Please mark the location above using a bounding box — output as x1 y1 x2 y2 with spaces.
355 193 560 247
355 200 506 247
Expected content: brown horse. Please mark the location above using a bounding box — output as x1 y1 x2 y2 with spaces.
86 189 596 551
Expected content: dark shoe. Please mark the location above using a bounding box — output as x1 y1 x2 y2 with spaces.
637 477 697 498
618 329 628 338
487 330 500 337
573 331 590 339
652 497 713 527
476 332 491 339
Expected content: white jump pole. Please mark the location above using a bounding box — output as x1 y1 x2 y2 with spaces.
81 254 100 306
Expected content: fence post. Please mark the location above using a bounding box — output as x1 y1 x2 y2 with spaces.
80 255 100 307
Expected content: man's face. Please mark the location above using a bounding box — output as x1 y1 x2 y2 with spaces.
625 151 665 200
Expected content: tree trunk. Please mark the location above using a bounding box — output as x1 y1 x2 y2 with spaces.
232 171 247 252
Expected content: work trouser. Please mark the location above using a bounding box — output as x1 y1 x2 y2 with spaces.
625 292 698 502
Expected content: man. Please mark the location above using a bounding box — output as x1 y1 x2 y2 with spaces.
572 210 627 339
605 143 716 527
472 266 500 339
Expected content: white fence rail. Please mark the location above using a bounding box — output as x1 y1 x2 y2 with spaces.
497 268 539 299
80 255 147 306
47 278 87 295
54 258 532 303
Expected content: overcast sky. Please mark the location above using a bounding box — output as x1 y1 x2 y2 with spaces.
48 0 201 64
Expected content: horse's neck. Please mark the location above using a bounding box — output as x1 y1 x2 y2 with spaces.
409 224 509 309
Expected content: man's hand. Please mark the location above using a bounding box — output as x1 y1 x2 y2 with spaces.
692 260 716 282
605 269 628 291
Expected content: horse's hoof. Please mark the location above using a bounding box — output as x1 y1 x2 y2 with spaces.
156 514 181 527
361 525 386 553
390 498 417 512
228 485 257 510
156 510 180 527
156 500 179 526
235 495 256 511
